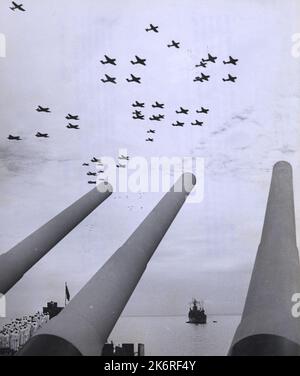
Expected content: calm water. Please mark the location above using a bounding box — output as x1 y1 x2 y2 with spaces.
109 315 241 356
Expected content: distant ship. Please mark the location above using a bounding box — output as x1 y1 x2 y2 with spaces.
187 299 207 324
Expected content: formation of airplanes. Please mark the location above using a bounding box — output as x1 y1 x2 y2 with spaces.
194 73 210 83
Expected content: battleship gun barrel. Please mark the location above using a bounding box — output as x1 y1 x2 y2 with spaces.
17 173 196 356
229 162 300 356
0 183 112 295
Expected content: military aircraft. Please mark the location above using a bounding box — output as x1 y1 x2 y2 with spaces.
132 101 145 108
116 163 126 168
223 56 239 65
36 106 51 113
98 170 105 174
202 53 217 63
82 163 89 167
196 107 209 114
167 40 180 49
100 55 117 66
66 124 80 129
176 107 189 115
196 61 207 68
87 172 97 177
149 115 163 121
35 132 49 138
146 138 154 142
131 55 147 66
66 114 79 121
172 121 184 127
191 120 204 126
101 74 117 84
10 2 25 11
194 73 210 82
152 102 164 109
91 157 101 163
119 155 130 161
147 130 156 134
88 181 97 185
222 74 237 82
126 74 141 84
145 24 159 33
132 111 145 120
7 135 21 141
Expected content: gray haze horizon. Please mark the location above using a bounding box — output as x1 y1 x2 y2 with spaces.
0 0 300 319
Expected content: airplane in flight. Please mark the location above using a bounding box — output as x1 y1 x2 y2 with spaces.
172 121 184 127
82 163 89 167
191 120 204 126
7 135 21 141
146 138 154 142
66 114 79 121
101 74 117 84
116 163 126 168
152 102 164 109
132 101 145 108
126 74 141 84
36 106 51 113
87 172 97 177
223 56 239 65
10 2 25 11
98 170 105 174
132 111 145 120
197 107 209 114
202 53 218 63
66 124 80 129
119 155 130 161
196 61 207 68
35 132 49 138
222 74 237 83
91 157 101 163
147 130 156 134
145 24 159 33
131 55 147 66
88 181 97 185
149 115 163 121
176 107 189 115
100 55 117 66
167 40 180 49
194 73 210 82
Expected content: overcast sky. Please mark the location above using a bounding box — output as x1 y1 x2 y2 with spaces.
0 0 300 319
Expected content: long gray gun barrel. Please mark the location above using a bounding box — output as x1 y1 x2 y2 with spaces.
229 161 300 356
0 183 112 295
17 173 196 356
